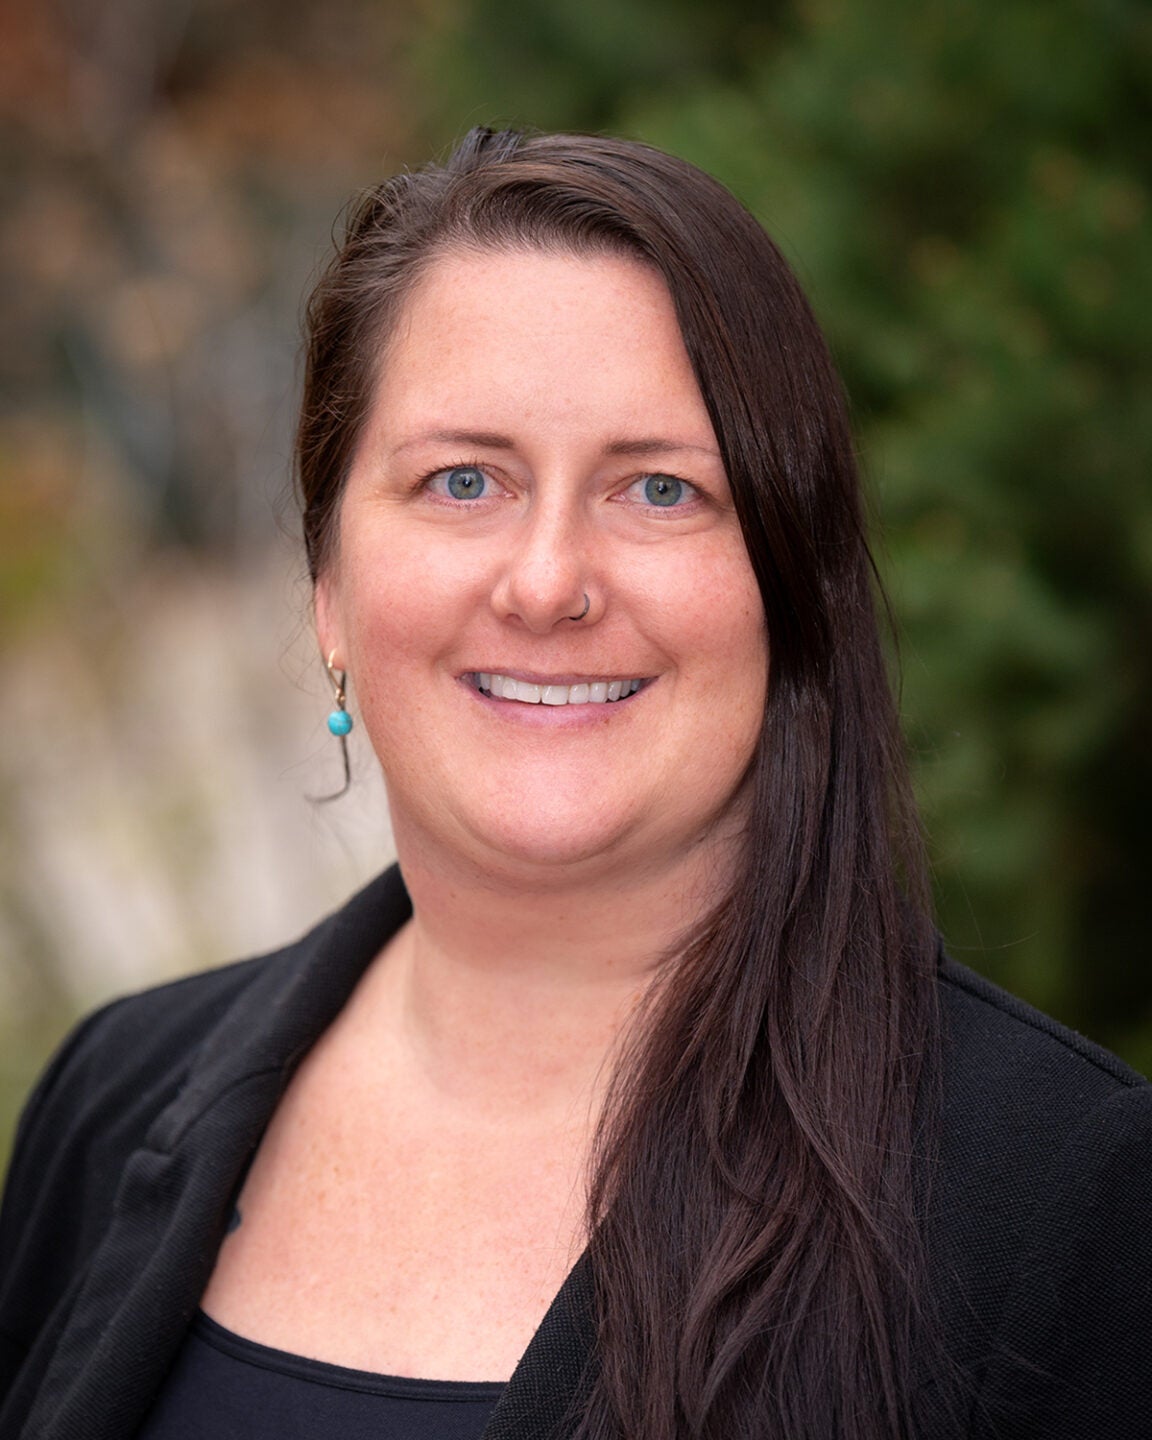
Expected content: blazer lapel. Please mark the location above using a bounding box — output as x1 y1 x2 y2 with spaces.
22 869 411 1440
483 1252 598 1440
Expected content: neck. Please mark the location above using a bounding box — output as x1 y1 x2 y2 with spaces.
363 829 736 1120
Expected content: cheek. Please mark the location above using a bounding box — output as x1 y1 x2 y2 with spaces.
337 528 474 659
648 538 767 677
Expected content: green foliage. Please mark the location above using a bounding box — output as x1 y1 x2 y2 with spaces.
409 0 785 136
408 0 1152 1068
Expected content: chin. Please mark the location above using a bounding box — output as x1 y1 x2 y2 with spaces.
390 785 650 886
467 813 641 876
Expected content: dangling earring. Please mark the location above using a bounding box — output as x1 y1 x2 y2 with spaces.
311 650 352 802
325 650 353 738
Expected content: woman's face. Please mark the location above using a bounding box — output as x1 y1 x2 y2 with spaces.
317 247 767 883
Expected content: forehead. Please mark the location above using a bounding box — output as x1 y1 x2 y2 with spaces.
397 244 676 337
367 246 709 440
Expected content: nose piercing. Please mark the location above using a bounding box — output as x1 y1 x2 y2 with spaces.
568 593 590 621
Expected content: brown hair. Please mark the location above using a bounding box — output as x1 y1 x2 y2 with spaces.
297 128 941 1439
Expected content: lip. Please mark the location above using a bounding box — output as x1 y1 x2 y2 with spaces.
459 668 650 687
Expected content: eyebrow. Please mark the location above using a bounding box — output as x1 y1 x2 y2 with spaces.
391 428 721 460
392 429 515 454
605 437 721 460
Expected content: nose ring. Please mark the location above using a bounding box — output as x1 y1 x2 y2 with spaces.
568 592 590 622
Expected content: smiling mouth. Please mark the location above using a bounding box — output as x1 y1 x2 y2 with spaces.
471 672 646 706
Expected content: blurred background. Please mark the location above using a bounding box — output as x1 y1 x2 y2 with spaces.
2 0 1150 1158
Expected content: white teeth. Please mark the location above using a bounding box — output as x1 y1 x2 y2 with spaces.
477 673 643 706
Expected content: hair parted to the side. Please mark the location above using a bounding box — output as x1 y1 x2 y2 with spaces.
297 128 944 1439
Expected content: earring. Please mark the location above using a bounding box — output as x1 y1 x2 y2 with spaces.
325 651 353 737
311 650 352 803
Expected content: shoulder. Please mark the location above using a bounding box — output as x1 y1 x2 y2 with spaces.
4 864 411 1195
26 955 273 1119
926 955 1152 1436
934 953 1150 1190
0 952 286 1273
932 950 1151 1223
938 953 1145 1088
17 951 282 1133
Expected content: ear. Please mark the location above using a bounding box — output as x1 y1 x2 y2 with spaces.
313 573 343 671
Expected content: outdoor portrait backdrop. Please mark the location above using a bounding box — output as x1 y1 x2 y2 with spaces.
2 0 1150 1159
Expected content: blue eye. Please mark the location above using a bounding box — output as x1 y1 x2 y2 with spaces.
642 474 687 507
442 465 487 500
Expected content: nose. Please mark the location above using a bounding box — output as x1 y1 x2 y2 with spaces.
490 493 595 633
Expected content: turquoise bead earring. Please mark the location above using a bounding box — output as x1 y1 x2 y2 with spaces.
326 651 353 737
313 650 352 802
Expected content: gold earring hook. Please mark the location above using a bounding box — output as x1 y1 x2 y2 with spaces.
325 649 347 707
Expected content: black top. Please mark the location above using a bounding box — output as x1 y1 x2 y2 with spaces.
138 1311 504 1440
1 865 1150 1440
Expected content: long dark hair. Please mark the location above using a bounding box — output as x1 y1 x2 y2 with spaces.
297 128 941 1439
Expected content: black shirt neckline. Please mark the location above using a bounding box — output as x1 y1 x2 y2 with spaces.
193 1310 506 1403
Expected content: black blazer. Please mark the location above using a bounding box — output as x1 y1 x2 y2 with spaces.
1 866 1150 1440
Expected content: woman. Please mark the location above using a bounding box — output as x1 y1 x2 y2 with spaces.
1 129 1149 1440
